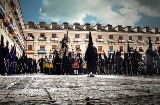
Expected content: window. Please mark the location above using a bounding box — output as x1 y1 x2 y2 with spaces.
86 34 89 38
40 33 45 37
52 34 56 38
119 46 123 51
138 36 142 40
109 46 113 50
129 36 132 40
98 35 102 39
75 34 80 38
40 45 45 50
156 37 159 41
119 36 123 39
52 45 57 49
109 35 113 39
28 45 32 50
98 46 102 51
75 45 80 50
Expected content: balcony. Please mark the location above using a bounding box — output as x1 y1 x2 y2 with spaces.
108 50 114 54
26 36 34 41
137 40 144 43
96 38 103 42
155 40 160 44
74 38 81 42
118 39 125 43
0 1 5 19
26 50 35 54
38 50 46 54
85 38 89 42
128 40 135 43
146 40 153 44
38 37 46 41
98 51 104 54
8 23 14 34
50 37 58 41
108 39 115 43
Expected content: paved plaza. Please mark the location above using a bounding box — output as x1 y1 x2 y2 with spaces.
0 74 160 105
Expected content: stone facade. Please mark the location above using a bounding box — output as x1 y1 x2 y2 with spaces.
24 22 160 61
0 0 25 58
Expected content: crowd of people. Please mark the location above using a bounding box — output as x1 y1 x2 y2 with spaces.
0 33 160 76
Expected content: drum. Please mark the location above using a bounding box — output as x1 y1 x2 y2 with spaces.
43 62 54 69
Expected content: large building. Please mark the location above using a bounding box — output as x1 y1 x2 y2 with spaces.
24 21 160 61
0 0 25 58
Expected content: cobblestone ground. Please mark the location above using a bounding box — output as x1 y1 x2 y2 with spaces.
0 74 160 105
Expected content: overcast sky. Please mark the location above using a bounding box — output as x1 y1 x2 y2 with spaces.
20 0 160 28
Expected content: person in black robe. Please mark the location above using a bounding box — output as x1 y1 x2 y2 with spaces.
0 35 7 75
85 31 98 76
54 53 62 75
62 52 69 75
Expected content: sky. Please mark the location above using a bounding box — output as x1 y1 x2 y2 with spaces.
20 0 160 29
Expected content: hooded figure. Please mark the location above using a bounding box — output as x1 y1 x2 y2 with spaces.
0 35 7 75
85 31 98 75
146 37 156 75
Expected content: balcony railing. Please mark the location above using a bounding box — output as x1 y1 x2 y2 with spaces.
85 38 89 42
128 40 135 43
96 38 103 42
98 51 104 54
38 50 46 54
26 36 34 41
50 37 58 41
38 37 46 41
74 38 81 42
26 50 35 54
146 40 153 44
137 40 144 43
155 40 160 44
0 1 5 19
108 39 115 43
108 50 114 54
8 23 14 34
118 39 125 43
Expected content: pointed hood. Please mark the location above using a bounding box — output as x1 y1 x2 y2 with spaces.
88 31 93 46
104 51 107 59
22 49 26 57
14 45 16 55
148 37 152 49
10 45 15 55
6 41 9 48
1 35 4 47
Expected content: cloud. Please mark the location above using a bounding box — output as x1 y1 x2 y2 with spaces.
39 0 159 27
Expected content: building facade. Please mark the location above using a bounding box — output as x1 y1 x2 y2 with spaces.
24 21 160 61
0 0 25 57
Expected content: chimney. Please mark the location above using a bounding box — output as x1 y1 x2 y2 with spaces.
151 28 159 33
94 23 101 30
115 25 122 31
142 26 150 32
39 21 46 28
124 26 132 32
73 22 80 30
105 24 112 32
83 23 90 30
133 27 141 32
28 21 34 28
62 22 69 29
51 22 57 30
